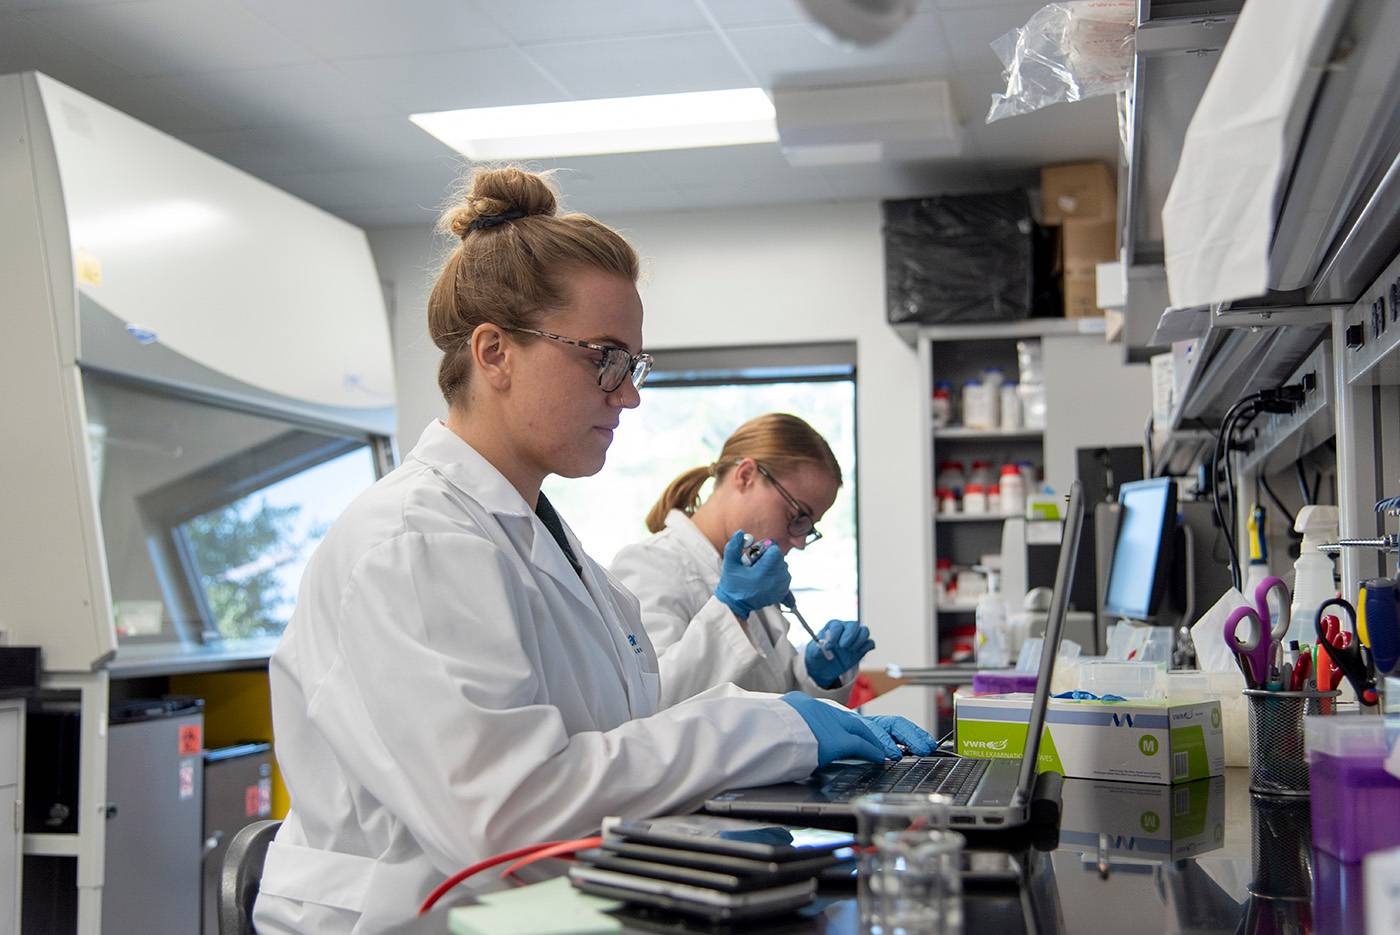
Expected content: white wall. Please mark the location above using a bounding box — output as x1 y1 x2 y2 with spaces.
367 202 1154 723
1041 335 1155 496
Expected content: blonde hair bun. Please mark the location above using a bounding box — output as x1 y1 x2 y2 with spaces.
442 166 560 239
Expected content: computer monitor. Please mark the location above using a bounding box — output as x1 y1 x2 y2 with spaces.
1102 477 1177 621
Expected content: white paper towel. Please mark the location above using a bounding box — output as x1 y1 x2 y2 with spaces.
1161 0 1343 308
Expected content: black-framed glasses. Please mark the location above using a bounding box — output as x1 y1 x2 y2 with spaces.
509 327 654 393
754 462 823 545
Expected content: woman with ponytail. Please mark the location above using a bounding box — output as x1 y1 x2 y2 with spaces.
612 413 876 707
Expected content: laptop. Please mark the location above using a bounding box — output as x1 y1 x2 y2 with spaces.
704 482 1084 831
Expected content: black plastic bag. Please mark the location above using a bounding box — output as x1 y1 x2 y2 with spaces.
884 190 1035 326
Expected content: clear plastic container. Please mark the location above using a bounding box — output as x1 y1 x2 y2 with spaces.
1077 660 1163 698
1167 670 1249 767
1306 717 1400 861
999 383 1021 429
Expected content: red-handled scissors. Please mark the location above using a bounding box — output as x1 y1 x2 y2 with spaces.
1315 598 1379 706
1225 576 1291 689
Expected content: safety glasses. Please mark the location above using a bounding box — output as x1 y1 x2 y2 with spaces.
754 462 823 546
510 327 653 393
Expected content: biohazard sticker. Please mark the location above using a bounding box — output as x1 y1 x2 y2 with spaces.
178 724 202 756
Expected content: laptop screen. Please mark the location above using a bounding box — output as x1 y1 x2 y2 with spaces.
1014 482 1085 801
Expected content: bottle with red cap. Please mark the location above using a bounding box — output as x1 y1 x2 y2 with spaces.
999 464 1026 517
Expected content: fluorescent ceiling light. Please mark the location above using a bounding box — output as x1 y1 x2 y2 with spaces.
410 88 777 160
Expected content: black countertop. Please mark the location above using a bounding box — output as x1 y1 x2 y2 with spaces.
386 767 1365 935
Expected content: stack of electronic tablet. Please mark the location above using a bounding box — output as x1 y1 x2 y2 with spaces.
567 815 855 924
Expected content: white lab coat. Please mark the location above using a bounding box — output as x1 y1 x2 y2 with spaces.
610 510 854 709
253 422 817 935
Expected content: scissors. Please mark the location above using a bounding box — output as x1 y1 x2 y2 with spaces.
1225 576 1291 689
1314 598 1379 706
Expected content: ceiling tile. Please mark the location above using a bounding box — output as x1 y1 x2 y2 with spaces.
330 47 565 114
954 69 1119 169
91 76 235 132
0 13 133 86
937 4 1036 70
179 118 460 176
158 62 399 129
238 0 510 60
23 0 317 76
525 32 751 99
268 161 461 214
726 12 951 90
473 0 712 45
698 0 810 28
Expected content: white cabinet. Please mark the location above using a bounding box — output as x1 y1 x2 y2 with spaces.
0 699 23 935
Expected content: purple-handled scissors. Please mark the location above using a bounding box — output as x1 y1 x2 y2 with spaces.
1225 575 1292 689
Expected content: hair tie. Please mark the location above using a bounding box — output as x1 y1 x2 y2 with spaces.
466 209 527 234
706 463 719 478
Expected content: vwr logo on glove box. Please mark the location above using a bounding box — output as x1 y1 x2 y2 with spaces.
954 694 1225 785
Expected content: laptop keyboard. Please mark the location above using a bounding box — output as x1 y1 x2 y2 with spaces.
822 756 990 806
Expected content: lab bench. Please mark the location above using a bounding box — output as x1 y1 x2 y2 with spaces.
391 767 1367 935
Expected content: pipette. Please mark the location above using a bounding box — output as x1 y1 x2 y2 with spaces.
740 534 834 660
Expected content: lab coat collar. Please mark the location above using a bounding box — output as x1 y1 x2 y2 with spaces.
663 509 723 581
407 420 532 518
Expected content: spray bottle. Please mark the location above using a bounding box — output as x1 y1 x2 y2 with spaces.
975 566 1009 668
1286 505 1339 643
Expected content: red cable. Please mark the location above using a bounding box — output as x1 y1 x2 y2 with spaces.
418 840 565 915
499 836 601 880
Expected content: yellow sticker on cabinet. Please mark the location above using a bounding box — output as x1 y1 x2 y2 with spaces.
75 250 102 286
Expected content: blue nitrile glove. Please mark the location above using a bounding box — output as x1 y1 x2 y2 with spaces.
805 619 875 688
714 530 791 619
780 692 936 766
866 716 938 756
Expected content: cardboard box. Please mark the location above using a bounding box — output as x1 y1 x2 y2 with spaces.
1059 776 1227 862
1062 219 1116 275
1062 271 1101 319
1060 219 1116 317
1041 162 1116 224
954 694 1225 785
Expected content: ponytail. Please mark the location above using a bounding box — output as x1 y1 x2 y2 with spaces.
645 465 714 533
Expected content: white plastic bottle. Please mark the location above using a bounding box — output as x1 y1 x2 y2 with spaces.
1287 505 1339 644
975 568 1009 668
999 464 1026 517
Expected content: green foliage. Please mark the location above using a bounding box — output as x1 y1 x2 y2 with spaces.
183 497 324 640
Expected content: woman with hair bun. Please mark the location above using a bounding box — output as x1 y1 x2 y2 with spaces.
253 167 932 934
612 414 875 707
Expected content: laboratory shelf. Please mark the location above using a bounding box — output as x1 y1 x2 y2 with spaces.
895 316 1105 348
934 513 1018 523
933 427 1043 440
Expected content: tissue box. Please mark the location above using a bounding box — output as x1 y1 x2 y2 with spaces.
1059 776 1226 862
954 694 1225 784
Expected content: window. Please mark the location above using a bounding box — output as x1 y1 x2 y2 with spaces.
84 372 384 651
542 344 857 641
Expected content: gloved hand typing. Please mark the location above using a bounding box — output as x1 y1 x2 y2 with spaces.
804 619 875 688
779 692 937 766
714 530 792 619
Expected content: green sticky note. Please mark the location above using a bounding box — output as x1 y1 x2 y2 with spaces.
448 877 622 935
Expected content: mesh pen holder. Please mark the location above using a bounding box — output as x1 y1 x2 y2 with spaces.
1244 689 1339 796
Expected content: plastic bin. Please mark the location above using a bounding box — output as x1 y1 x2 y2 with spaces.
1306 717 1400 861
1077 660 1162 698
1167 670 1249 768
972 671 1039 695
